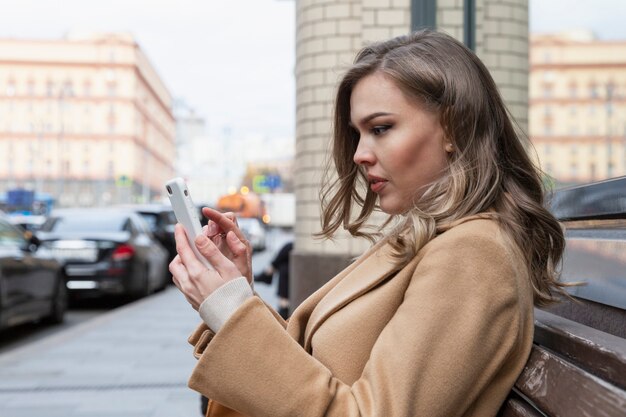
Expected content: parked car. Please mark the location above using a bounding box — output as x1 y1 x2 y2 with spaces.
0 213 66 331
8 214 47 233
37 208 169 299
238 217 267 252
123 204 177 266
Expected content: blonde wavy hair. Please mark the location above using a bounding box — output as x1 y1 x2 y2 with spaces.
318 29 568 306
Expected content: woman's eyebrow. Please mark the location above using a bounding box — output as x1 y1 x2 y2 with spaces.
349 112 395 127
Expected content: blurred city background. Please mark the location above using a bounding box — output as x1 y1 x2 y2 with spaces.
0 0 625 416
0 1 625 213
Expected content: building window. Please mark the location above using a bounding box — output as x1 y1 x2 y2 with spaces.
569 83 577 98
544 105 552 116
569 105 577 116
589 83 598 98
107 82 117 98
543 86 553 98
63 80 74 97
6 80 15 97
544 124 552 136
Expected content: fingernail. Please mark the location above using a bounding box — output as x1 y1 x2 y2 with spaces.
208 222 218 236
227 231 238 241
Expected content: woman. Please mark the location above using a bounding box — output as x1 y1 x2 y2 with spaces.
170 29 568 417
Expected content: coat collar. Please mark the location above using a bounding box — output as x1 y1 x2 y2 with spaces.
301 238 399 351
291 212 497 351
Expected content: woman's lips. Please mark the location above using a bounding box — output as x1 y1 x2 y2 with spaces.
370 179 388 193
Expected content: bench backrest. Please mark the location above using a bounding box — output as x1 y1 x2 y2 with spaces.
499 309 626 417
499 178 626 416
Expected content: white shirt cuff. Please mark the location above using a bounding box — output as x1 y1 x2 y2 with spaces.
198 277 253 332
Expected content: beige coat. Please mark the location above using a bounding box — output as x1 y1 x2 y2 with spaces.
187 216 534 417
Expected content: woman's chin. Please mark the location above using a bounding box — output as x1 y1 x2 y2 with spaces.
378 199 407 216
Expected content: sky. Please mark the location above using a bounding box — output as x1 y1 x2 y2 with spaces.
0 0 624 141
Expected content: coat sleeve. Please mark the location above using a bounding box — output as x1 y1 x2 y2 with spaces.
188 233 529 417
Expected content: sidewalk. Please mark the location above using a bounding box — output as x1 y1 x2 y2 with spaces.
0 284 276 417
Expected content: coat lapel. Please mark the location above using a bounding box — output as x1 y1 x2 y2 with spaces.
302 240 399 351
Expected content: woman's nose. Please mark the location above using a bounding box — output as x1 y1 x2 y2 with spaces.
353 142 375 166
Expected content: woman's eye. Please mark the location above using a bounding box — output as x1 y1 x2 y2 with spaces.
372 125 390 135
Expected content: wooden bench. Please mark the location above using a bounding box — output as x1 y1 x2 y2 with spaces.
498 309 626 417
497 177 626 416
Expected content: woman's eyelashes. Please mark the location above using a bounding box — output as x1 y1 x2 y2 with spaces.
371 125 391 136
350 123 392 139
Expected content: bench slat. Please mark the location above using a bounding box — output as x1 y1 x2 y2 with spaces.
497 395 544 417
515 345 626 417
535 309 626 390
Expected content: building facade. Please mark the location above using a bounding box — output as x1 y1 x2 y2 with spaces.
0 33 175 207
292 0 529 306
530 31 626 186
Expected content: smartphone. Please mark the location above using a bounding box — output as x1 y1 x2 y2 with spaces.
165 177 213 270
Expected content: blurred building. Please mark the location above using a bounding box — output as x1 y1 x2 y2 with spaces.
0 33 175 207
292 0 529 306
175 102 295 205
530 31 626 186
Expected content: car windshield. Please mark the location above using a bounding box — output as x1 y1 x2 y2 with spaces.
138 213 158 231
41 213 128 233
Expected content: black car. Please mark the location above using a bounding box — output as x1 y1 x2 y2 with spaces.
37 208 169 299
123 204 177 266
0 214 66 330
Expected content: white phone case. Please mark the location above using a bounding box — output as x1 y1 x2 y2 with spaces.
165 177 213 270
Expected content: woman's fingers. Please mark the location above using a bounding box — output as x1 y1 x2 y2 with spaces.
202 208 248 244
200 207 253 282
224 231 252 282
173 224 207 278
226 231 247 258
194 233 242 282
169 254 187 289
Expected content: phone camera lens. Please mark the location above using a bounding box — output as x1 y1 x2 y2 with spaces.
184 189 188 196
166 185 172 195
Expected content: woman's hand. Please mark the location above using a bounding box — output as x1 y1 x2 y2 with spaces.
202 208 253 284
169 223 247 310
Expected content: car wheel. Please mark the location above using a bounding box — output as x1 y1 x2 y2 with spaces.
44 277 68 324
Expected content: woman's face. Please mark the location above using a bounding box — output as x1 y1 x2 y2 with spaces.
350 72 450 215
